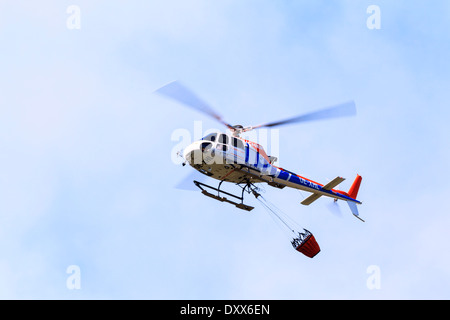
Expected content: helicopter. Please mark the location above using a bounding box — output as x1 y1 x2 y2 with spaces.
156 81 363 258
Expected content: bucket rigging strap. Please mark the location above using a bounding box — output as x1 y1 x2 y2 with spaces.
257 195 295 234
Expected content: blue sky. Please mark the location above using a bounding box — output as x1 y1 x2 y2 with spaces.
1 0 449 299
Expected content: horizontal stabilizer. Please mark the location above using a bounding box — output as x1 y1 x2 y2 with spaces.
322 176 345 191
301 193 322 206
301 176 345 206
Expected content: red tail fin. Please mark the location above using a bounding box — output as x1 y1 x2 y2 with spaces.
348 175 362 199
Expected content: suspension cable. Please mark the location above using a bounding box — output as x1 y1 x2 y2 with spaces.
257 195 295 234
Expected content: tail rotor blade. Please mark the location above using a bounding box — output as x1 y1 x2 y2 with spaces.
326 200 343 217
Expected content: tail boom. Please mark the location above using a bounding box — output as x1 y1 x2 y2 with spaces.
265 167 363 205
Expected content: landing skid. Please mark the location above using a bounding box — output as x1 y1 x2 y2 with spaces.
193 180 260 212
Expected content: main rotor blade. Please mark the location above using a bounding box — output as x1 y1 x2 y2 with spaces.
252 101 356 129
155 81 233 129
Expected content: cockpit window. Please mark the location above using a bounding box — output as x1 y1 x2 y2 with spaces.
218 134 229 145
200 142 212 152
202 133 217 142
232 137 244 150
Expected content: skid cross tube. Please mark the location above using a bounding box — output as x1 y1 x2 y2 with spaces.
193 180 255 211
194 180 243 201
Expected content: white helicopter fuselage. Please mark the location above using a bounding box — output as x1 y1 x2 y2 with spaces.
183 132 273 182
183 132 362 207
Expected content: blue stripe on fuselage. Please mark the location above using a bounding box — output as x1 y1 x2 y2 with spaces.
289 174 320 191
289 175 301 184
277 170 289 181
245 143 249 164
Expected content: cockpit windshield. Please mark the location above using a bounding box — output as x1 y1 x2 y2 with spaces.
202 133 217 142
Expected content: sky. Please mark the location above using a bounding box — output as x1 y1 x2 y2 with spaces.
0 0 449 299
